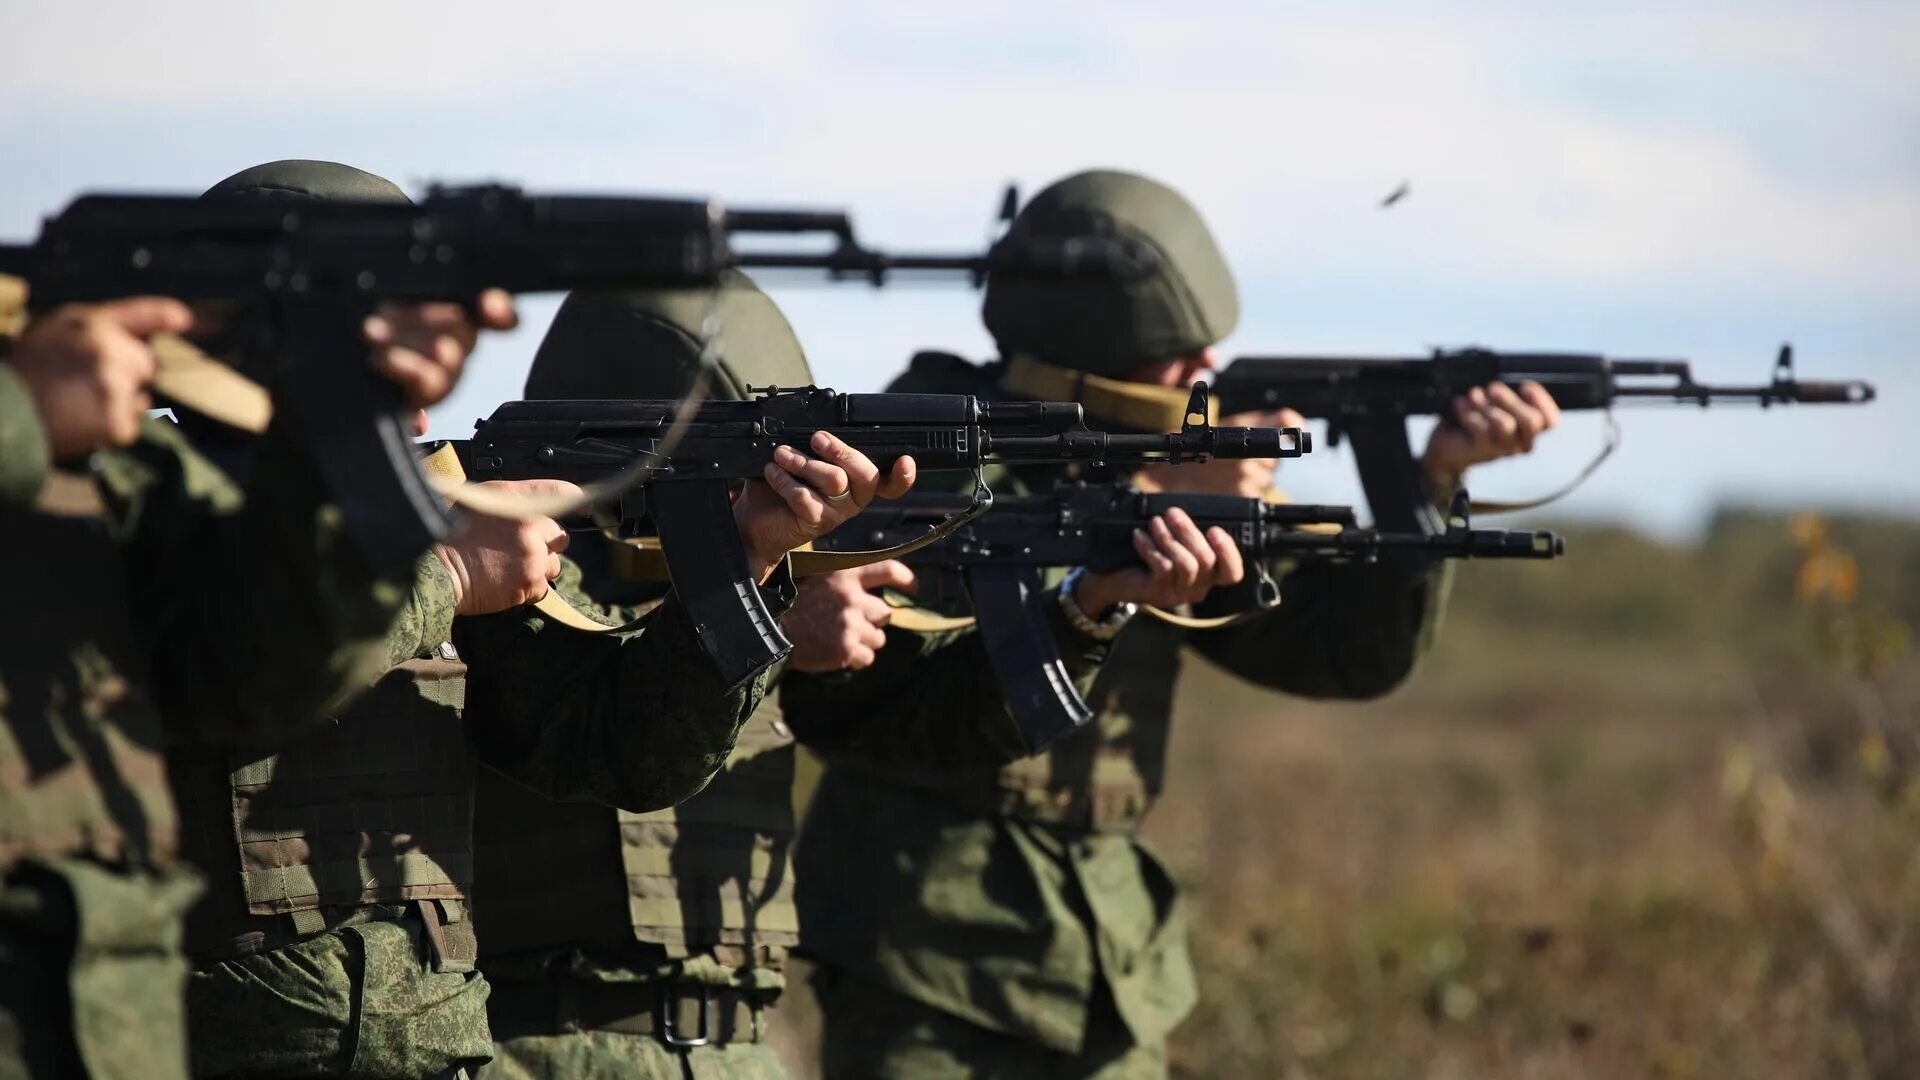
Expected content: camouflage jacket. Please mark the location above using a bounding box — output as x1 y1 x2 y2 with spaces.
470 538 1063 1001
0 364 414 875
788 353 1452 1054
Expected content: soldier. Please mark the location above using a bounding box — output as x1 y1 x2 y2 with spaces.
0 269 506 1072
162 163 903 1080
786 168 1559 1077
471 270 1236 1079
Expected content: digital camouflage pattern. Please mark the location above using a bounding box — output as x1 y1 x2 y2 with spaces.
176 550 787 1077
787 351 1453 1072
483 1030 785 1080
0 857 202 1080
0 333 420 1079
811 961 1166 1080
187 914 491 1079
471 277 814 1079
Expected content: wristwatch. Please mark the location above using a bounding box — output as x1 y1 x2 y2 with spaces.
1058 566 1138 641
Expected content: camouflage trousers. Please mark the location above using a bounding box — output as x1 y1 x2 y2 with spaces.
185 913 492 1078
0 857 202 1080
812 966 1166 1080
481 1030 785 1080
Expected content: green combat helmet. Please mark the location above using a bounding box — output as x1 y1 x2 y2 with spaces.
983 168 1240 377
527 269 814 401
204 158 410 203
176 160 410 439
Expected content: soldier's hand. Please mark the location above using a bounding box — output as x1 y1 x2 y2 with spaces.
1134 408 1303 498
1072 507 1245 615
364 288 517 409
734 432 916 584
782 560 917 672
433 479 579 616
1421 379 1560 487
10 297 192 458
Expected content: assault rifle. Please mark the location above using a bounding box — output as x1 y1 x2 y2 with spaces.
456 383 1306 691
1211 345 1876 536
812 482 1563 750
0 184 1154 571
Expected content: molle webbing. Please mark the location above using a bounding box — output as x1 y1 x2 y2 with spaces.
171 659 475 957
474 703 800 963
0 507 177 872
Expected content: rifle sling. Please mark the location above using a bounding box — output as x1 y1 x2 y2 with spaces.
607 494 989 581
1463 411 1619 515
1001 355 1218 432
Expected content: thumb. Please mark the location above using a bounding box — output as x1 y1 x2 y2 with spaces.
96 296 194 338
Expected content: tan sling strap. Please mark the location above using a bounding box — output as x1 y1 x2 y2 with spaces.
1001 354 1218 433
2 275 274 435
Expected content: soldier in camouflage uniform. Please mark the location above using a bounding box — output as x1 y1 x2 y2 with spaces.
0 253 500 1072
470 270 1230 1080
162 163 904 1080
786 169 1561 1078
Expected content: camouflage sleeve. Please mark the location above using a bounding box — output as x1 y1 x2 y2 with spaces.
1187 555 1453 700
451 558 792 812
779 585 1109 769
102 416 413 740
0 364 51 507
383 554 460 666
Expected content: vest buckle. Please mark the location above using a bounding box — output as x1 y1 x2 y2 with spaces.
659 983 712 1048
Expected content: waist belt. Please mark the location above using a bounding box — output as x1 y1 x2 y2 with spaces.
487 978 767 1047
186 898 476 974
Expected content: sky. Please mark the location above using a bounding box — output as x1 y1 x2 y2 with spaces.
4 1 1914 538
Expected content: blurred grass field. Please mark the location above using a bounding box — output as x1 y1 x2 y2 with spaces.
777 508 1920 1078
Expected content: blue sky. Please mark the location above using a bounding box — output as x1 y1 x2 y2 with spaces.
4 1 1913 537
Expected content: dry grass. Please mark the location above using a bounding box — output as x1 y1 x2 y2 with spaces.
775 511 1920 1078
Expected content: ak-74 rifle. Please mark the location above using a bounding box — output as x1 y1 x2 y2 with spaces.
453 383 1306 695
0 184 1156 572
1208 345 1876 536
809 482 1563 750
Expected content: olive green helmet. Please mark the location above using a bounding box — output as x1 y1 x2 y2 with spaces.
176 160 409 439
527 270 813 401
982 169 1239 377
203 159 410 203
